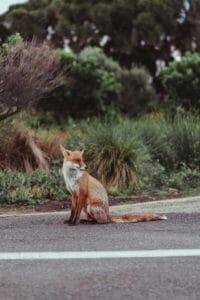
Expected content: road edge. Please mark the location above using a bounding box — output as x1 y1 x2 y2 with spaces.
0 195 199 217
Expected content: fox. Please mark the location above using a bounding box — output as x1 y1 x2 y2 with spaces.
60 145 167 225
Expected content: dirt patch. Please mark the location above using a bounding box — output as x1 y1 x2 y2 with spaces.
35 199 71 212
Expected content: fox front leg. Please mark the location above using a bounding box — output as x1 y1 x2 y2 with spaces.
63 194 78 224
68 194 84 225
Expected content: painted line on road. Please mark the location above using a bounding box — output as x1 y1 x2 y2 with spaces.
0 249 200 260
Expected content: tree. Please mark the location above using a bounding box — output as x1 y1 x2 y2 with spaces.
37 47 156 119
160 51 200 110
0 34 62 121
1 0 199 76
38 47 122 118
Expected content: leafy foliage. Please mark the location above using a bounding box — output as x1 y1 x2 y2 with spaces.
1 0 198 75
120 66 157 116
38 47 156 118
0 112 199 204
166 165 200 190
160 52 200 110
64 112 200 193
38 47 122 118
0 169 67 206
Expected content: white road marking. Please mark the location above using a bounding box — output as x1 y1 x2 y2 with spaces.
0 249 200 260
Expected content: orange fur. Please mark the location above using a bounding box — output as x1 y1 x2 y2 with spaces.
61 146 167 225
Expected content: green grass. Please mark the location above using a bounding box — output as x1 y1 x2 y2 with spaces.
0 111 199 206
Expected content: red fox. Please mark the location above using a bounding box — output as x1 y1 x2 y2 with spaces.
60 145 167 225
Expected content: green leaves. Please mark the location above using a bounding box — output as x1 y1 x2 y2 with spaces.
0 169 67 206
1 0 197 76
161 52 200 109
39 46 156 118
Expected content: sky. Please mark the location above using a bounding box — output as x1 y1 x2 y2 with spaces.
0 0 28 15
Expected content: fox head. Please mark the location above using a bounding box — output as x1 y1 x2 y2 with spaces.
60 145 86 170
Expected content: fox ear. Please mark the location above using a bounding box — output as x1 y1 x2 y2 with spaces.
79 144 85 154
60 145 71 156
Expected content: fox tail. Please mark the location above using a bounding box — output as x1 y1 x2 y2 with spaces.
108 213 167 224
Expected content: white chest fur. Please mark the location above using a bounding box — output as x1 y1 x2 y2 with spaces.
62 162 82 194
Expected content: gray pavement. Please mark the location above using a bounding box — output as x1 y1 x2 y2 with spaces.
1 195 200 218
110 195 200 214
0 196 200 300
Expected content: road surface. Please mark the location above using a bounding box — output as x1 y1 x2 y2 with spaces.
0 200 200 300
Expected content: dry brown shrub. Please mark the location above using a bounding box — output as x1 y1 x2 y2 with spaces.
0 38 63 121
0 129 68 172
36 129 69 163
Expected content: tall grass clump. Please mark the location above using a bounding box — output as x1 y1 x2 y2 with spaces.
135 114 176 170
137 112 200 171
168 113 200 169
136 114 176 171
82 120 150 192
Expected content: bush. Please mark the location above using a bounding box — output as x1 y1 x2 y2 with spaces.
136 115 175 170
0 33 62 121
39 47 122 119
79 47 122 76
160 52 200 110
140 160 168 192
38 47 157 119
63 111 200 193
65 118 150 192
0 126 65 172
0 112 199 204
0 169 67 206
120 66 157 116
137 112 200 171
168 113 200 169
167 165 200 190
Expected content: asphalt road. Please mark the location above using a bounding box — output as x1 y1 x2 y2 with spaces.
0 209 200 300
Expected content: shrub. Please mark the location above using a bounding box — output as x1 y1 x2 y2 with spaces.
136 116 175 170
139 160 168 192
0 112 199 204
167 165 200 190
0 33 62 121
79 47 122 76
168 113 200 169
39 47 122 119
65 118 150 192
63 112 200 193
120 66 157 116
38 47 157 119
0 169 67 206
160 52 200 110
0 127 65 172
137 112 200 171
0 129 49 172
